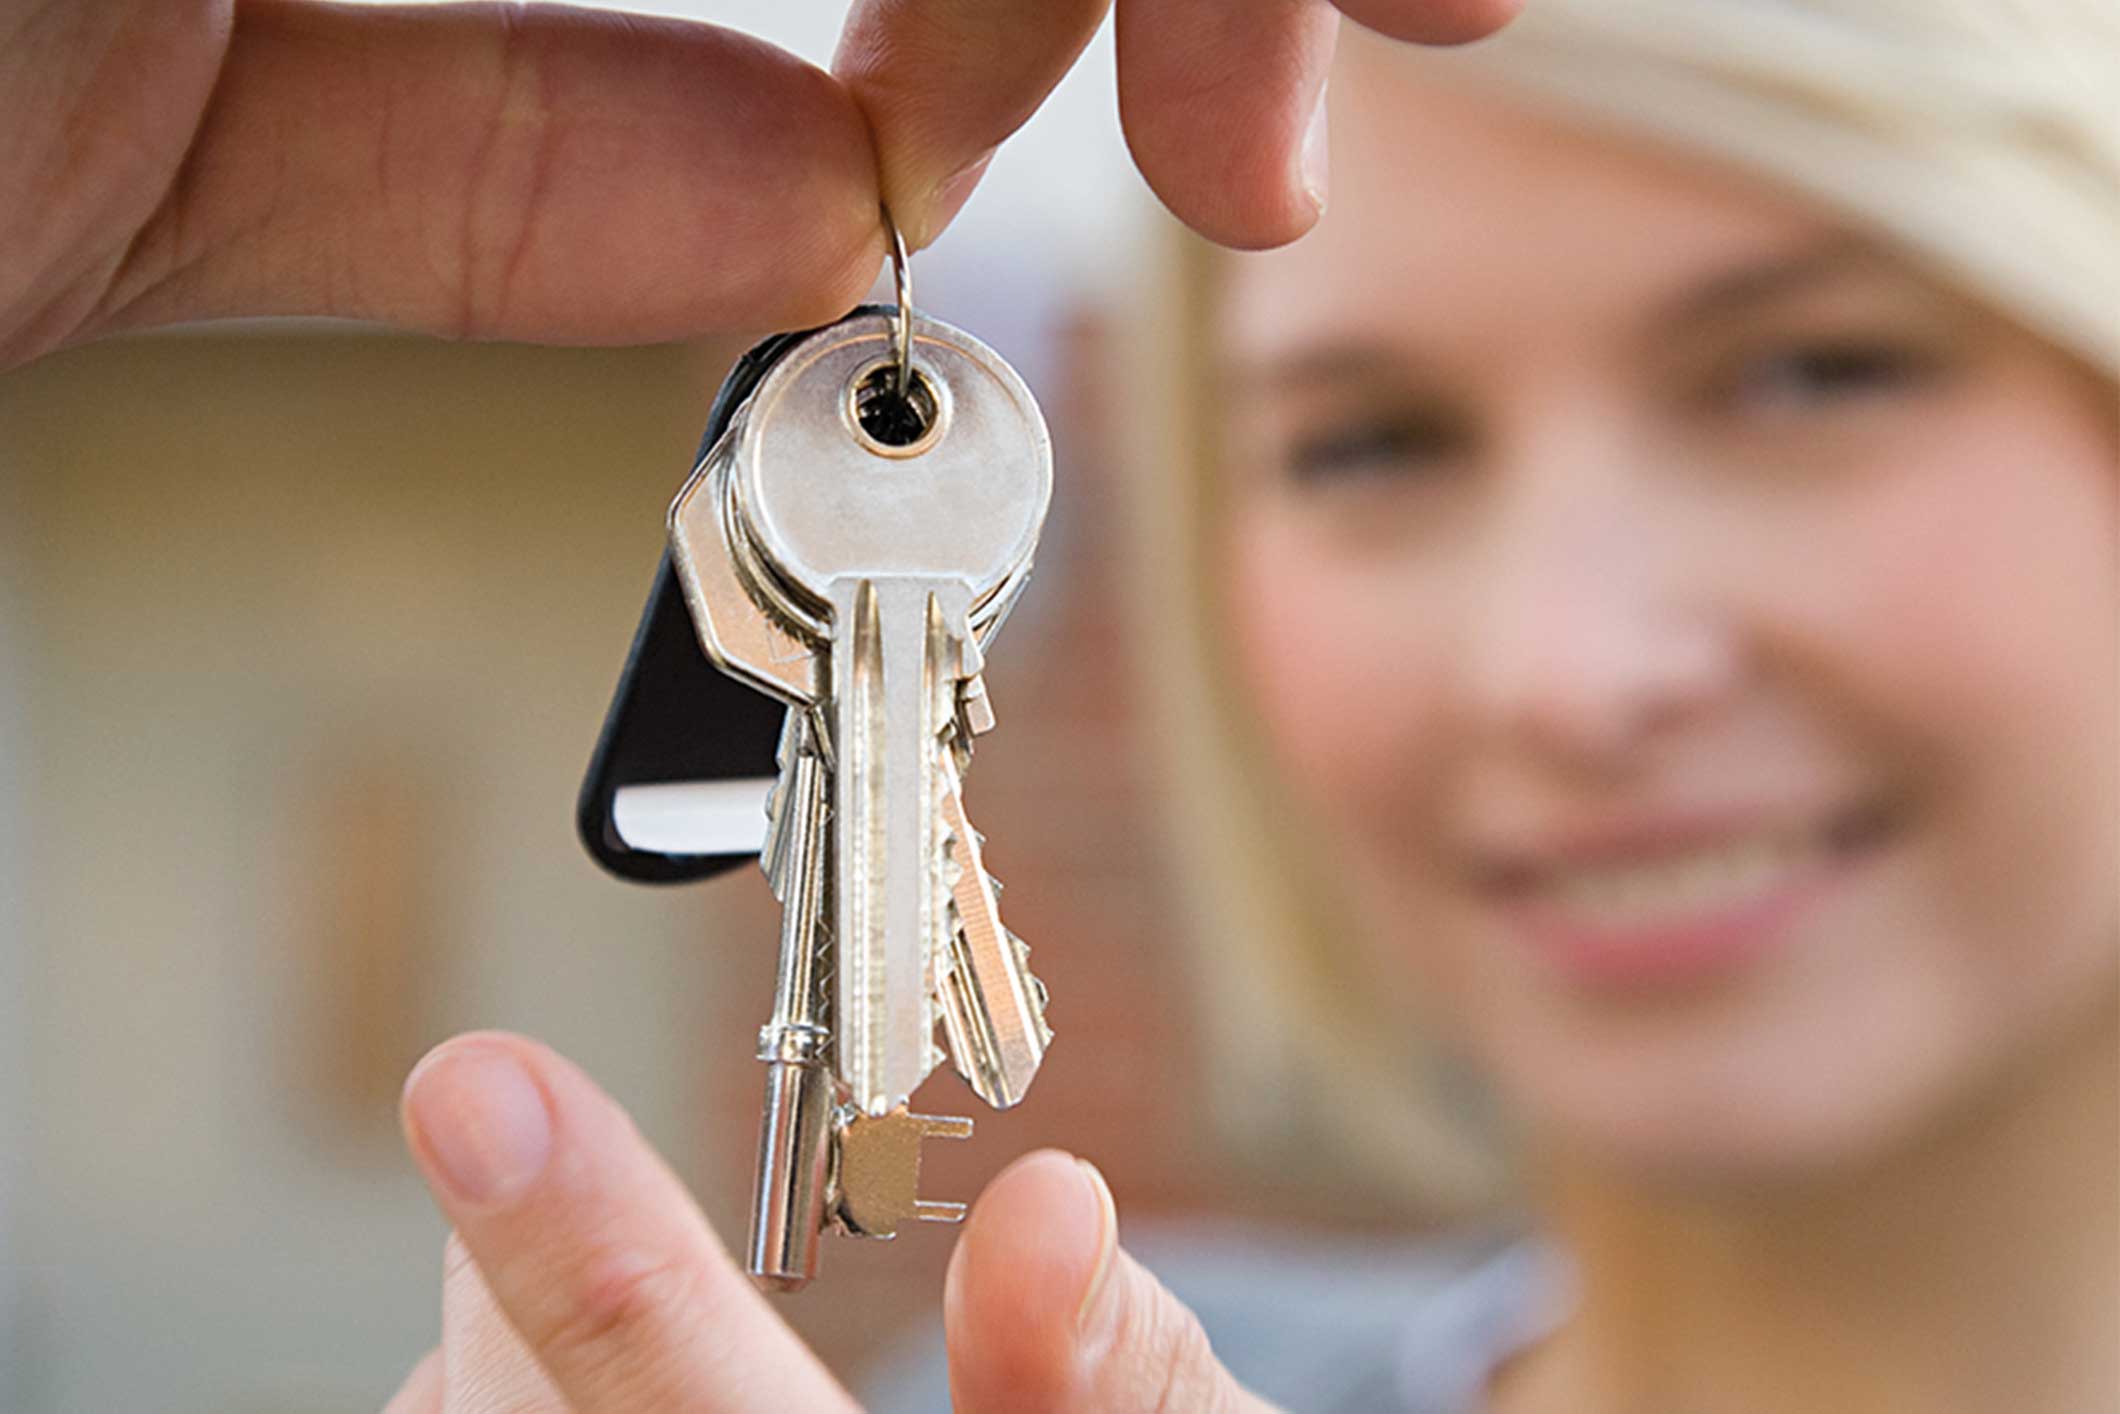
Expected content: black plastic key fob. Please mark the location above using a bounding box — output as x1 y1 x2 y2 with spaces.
575 311 884 885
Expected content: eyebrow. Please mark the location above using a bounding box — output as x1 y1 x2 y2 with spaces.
1655 231 1885 330
1229 233 1898 393
1226 340 1429 394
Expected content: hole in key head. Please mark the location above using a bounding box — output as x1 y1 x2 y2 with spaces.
851 364 941 452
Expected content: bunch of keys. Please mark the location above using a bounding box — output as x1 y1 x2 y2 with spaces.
578 221 1053 1290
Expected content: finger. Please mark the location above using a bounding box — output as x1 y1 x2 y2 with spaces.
1115 0 1342 250
382 1348 443 1414
1114 0 1523 251
833 0 1111 250
400 1032 857 1414
945 1151 1276 1413
440 1234 568 1414
0 0 228 369
90 2 882 347
1334 0 1524 45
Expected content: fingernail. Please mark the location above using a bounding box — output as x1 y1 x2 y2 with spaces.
1299 80 1330 214
404 1045 553 1209
1072 1159 1120 1334
921 148 996 248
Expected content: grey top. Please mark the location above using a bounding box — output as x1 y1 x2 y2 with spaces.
859 1226 1571 1413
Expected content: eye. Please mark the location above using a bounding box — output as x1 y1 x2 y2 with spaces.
1721 338 1941 416
1281 410 1472 487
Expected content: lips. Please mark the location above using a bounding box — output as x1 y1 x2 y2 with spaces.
1472 800 1900 987
1520 830 1804 929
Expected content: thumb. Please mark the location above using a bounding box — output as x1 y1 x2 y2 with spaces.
833 0 1109 251
945 1151 1277 1413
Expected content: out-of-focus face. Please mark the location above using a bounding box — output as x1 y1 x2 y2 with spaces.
1218 44 2118 1186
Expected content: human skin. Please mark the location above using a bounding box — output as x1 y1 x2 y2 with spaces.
1218 40 2118 1414
0 0 1518 371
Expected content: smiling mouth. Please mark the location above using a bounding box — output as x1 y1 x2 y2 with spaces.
1480 800 1903 942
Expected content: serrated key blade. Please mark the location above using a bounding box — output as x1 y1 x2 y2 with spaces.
934 753 1049 1108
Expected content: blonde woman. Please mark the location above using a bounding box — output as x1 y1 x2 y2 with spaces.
1118 7 2119 1411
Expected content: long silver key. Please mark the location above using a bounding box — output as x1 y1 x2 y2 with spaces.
748 709 834 1289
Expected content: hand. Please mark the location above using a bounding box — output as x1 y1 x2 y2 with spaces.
384 1031 1278 1412
4 0 1517 371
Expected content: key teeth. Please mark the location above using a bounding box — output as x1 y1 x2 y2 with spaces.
930 780 1053 1108
1016 942 1050 1001
1010 931 1055 1042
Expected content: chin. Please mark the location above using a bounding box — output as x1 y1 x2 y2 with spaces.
1562 1111 1918 1197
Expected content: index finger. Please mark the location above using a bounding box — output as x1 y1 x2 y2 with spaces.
88 2 884 350
399 1032 857 1414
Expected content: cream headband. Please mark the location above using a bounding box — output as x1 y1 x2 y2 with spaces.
1391 0 2120 376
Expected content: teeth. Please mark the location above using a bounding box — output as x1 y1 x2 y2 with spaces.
1537 834 1803 927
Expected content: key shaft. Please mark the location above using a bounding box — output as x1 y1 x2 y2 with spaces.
747 713 834 1289
832 577 966 1115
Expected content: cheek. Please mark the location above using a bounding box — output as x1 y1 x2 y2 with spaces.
1798 384 2118 972
1219 507 1501 1026
1590 375 2120 1171
1222 511 1444 837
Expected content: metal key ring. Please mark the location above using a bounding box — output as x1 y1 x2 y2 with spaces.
882 206 912 398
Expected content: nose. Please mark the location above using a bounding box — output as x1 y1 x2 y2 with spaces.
1459 468 1740 770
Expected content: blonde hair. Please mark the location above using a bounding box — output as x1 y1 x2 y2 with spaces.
1431 0 2120 377
1118 0 2120 1220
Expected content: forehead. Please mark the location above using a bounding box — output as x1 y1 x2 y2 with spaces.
1221 43 1840 363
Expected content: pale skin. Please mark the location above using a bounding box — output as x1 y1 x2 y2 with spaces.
1222 39 2118 1414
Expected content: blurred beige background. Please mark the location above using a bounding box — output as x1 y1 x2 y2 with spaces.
4 330 747 1412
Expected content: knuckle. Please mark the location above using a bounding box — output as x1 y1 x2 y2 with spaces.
447 16 558 339
525 1247 706 1379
